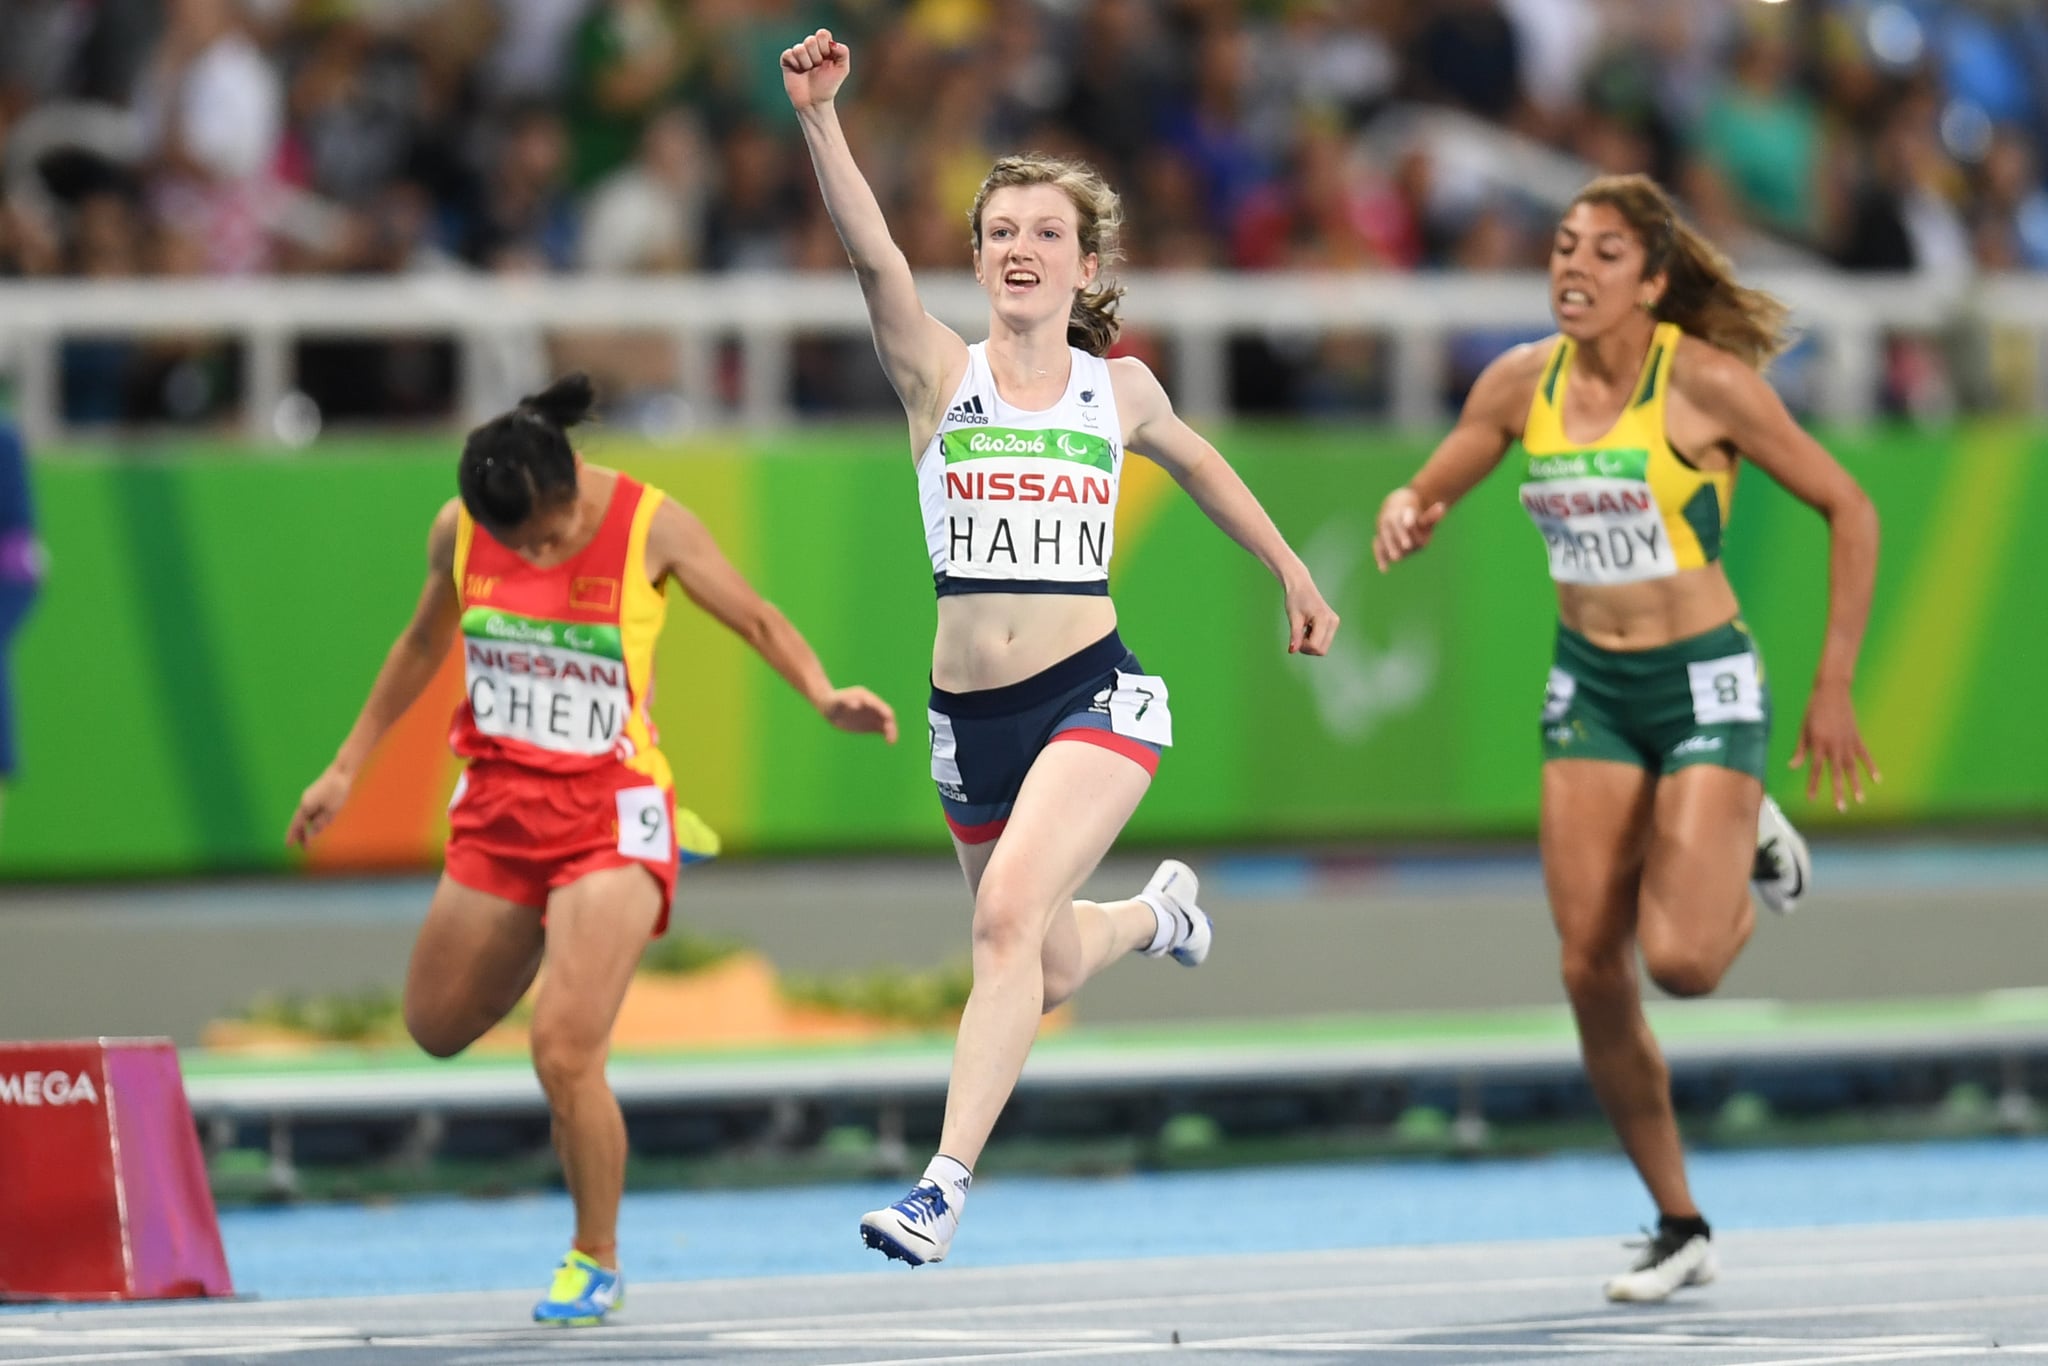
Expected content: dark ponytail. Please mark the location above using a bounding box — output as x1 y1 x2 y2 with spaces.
457 373 595 533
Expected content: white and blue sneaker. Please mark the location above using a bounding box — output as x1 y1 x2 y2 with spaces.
1139 859 1211 966
1752 794 1810 915
532 1250 623 1326
860 1179 960 1266
1605 1223 1717 1303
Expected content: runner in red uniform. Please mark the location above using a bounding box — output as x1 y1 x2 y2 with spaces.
287 374 896 1324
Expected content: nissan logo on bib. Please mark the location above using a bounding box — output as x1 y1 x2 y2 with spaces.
460 607 632 756
1518 447 1677 586
934 424 1119 585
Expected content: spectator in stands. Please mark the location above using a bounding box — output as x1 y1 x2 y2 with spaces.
701 118 801 269
563 0 691 190
1978 125 2048 271
1695 23 1824 244
2 0 2048 431
1125 151 1222 269
484 0 592 105
1404 0 1523 125
1231 121 1416 271
1268 0 1399 130
578 106 708 273
60 188 147 424
133 0 284 275
286 21 437 213
462 102 579 271
1164 24 1276 233
1054 0 1169 191
1836 91 1972 279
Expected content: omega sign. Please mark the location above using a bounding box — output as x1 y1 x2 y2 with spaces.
0 1070 101 1105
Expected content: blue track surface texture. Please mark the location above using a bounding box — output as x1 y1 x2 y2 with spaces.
217 1138 2048 1301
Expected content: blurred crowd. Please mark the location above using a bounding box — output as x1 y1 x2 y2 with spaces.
1 0 2043 424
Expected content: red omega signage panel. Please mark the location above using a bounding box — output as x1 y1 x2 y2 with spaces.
0 1038 232 1301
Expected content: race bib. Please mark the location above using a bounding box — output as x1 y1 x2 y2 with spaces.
937 427 1118 585
1107 671 1173 747
1687 652 1764 724
1519 449 1676 586
615 785 672 861
462 608 631 756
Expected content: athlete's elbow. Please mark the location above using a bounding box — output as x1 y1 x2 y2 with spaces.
1826 485 1878 542
739 603 788 654
397 625 448 663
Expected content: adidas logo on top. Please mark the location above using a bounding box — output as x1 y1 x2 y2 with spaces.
946 394 989 425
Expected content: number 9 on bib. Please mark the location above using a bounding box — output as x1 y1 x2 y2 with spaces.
615 785 673 861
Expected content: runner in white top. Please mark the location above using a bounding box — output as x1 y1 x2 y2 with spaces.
920 341 1127 595
783 28 1340 1267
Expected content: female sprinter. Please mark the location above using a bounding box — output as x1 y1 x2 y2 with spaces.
1375 175 1880 1302
782 29 1340 1266
286 374 897 1324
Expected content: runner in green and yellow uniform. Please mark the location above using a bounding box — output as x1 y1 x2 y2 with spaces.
1375 175 1881 1304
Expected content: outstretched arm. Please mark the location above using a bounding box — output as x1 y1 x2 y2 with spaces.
649 498 897 742
783 29 966 428
287 500 463 847
1678 340 1881 809
1115 357 1340 656
1373 343 1539 571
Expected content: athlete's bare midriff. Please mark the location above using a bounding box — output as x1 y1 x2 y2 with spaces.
1555 566 1742 651
932 592 1119 692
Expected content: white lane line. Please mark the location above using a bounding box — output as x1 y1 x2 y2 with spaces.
0 1342 360 1365
711 1330 1154 1345
0 1329 358 1343
795 1337 2048 1366
1550 1335 1979 1349
547 1253 2048 1338
1711 1349 2045 1366
1150 1289 2048 1351
799 1347 1178 1366
1183 1348 2017 1360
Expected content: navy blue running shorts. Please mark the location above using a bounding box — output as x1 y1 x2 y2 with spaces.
926 630 1171 844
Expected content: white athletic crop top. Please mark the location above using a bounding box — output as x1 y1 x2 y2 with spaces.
917 342 1123 596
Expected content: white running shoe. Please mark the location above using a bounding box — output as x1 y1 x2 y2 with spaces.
1604 1226 1718 1303
859 1180 959 1266
1138 859 1211 967
1752 794 1811 914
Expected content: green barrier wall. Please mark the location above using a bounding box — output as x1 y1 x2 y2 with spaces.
5 424 2042 877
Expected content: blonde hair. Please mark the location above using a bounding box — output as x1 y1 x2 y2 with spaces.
969 153 1126 357
1572 174 1792 371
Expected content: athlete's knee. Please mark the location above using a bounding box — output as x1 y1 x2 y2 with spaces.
1642 943 1723 999
528 1017 606 1095
408 1025 469 1060
1039 957 1082 1011
1559 941 1633 1005
404 1000 477 1059
970 875 1053 968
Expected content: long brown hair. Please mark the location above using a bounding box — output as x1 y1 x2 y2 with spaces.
969 154 1126 357
1572 174 1791 370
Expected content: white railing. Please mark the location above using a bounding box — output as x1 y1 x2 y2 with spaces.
1 270 2043 445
